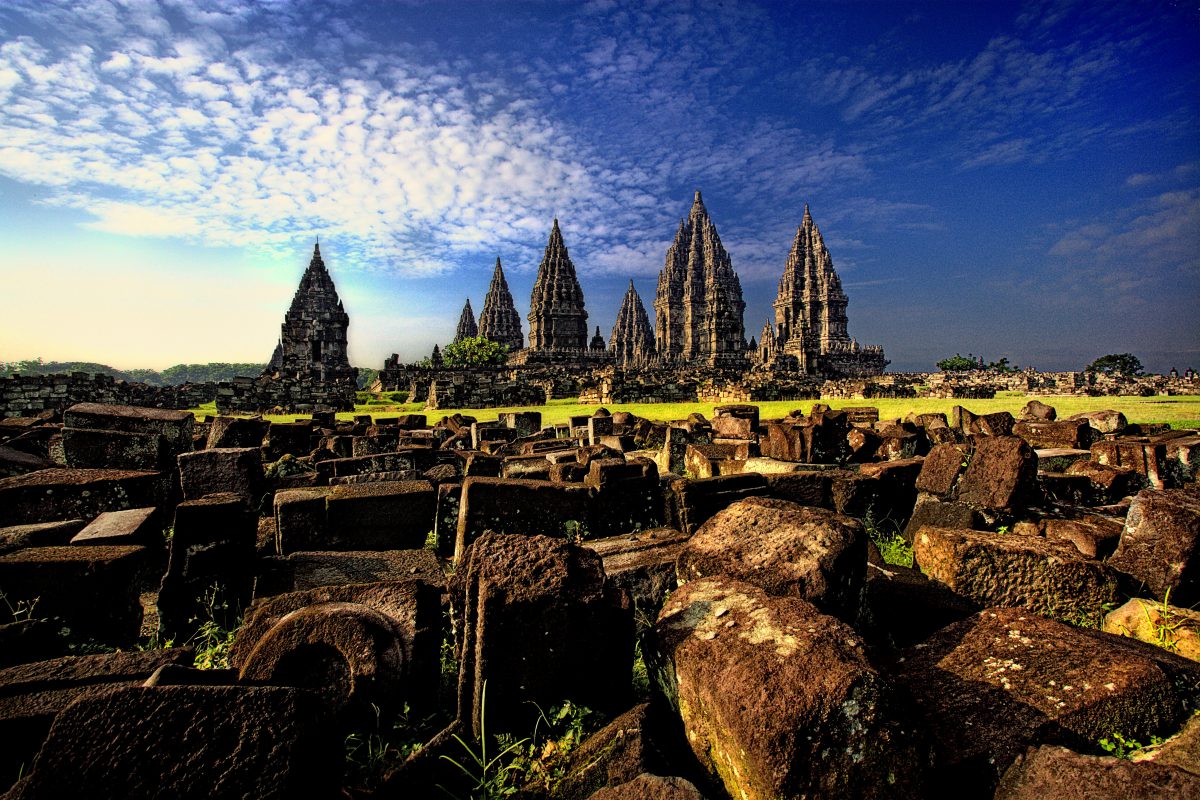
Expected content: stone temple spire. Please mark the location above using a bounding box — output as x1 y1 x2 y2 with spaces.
266 241 355 383
653 191 746 366
454 298 478 343
527 219 589 351
773 204 849 361
478 257 524 351
610 279 655 368
590 325 606 351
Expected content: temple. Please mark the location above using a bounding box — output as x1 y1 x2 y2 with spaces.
477 258 524 352
756 205 887 377
609 280 655 368
265 243 357 384
454 299 478 343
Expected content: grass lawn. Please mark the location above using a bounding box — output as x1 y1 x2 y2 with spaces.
184 391 1200 430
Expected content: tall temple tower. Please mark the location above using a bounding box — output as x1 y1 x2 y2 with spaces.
653 191 746 367
766 206 886 377
265 242 356 383
610 280 655 368
477 257 524 351
454 299 478 343
526 219 589 352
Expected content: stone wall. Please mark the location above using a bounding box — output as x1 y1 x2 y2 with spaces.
215 375 357 414
0 373 216 418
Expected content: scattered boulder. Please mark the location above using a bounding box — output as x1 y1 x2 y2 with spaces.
957 436 1039 515
5 685 339 799
1104 597 1200 662
912 526 1119 619
677 497 866 622
656 576 926 800
995 745 1200 799
453 533 632 738
1108 487 1200 605
1019 400 1057 421
587 774 706 800
894 607 1200 796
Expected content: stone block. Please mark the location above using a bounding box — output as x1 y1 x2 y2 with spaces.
583 528 688 622
0 465 169 527
499 411 541 437
69 507 158 547
958 436 1039 513
656 577 925 800
1092 441 1168 489
0 648 194 787
0 545 149 644
453 533 632 739
895 607 1200 796
325 480 436 550
913 526 1120 618
206 416 269 449
0 519 86 556
158 493 257 641
5 685 338 799
277 550 444 593
678 498 866 622
1108 487 1200 605
1042 514 1124 559
667 472 768 535
454 477 591 562
995 744 1200 800
178 447 263 503
273 488 331 555
1012 420 1091 450
63 402 193 456
263 421 315 459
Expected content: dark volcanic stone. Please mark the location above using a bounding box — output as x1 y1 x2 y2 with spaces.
994 745 1200 800
656 576 926 800
5 684 338 799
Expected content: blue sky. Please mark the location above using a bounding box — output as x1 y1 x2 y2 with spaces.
0 0 1196 373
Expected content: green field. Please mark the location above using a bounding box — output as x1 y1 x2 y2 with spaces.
185 392 1200 430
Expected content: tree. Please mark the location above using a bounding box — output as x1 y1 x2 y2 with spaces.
1086 353 1144 377
441 337 509 367
936 353 978 372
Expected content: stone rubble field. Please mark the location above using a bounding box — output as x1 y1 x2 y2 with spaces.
0 399 1198 799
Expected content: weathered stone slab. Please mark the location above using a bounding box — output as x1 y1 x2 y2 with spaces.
178 446 263 503
5 685 338 799
678 497 866 622
958 436 1039 513
1042 514 1124 559
454 477 591 562
325 479 435 550
1104 597 1200 662
453 533 631 739
0 519 86 556
0 648 194 789
273 488 331 555
913 526 1119 618
995 745 1200 799
1108 487 1200 605
896 607 1200 795
583 528 688 619
0 468 166 526
61 403 193 471
69 507 158 547
1066 458 1143 502
1013 420 1090 450
657 576 925 800
272 549 444 593
667 472 768 535
206 415 269 449
1092 440 1168 489
157 493 256 641
0 545 148 644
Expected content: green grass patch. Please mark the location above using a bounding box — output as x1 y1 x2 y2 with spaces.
182 394 1200 429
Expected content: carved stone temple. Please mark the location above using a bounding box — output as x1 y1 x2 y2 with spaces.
477 258 524 352
609 280 655 368
755 204 888 377
265 243 357 384
510 219 610 367
653 191 748 368
454 299 478 343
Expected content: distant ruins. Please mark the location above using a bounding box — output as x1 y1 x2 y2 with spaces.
377 193 889 409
